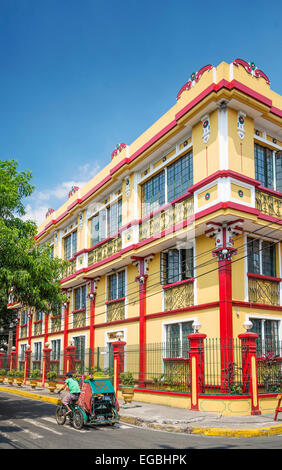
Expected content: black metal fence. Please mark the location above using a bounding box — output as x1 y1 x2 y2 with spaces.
1 337 281 395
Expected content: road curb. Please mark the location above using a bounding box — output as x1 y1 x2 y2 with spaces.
1 386 281 438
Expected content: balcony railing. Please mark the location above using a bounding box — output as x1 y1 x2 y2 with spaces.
139 194 194 242
255 190 282 219
33 321 42 336
63 258 76 278
164 280 194 311
50 316 62 332
73 310 86 328
248 274 280 306
106 298 125 322
88 235 122 267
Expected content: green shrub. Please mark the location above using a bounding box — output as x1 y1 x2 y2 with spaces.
0 369 6 376
119 372 134 386
7 369 16 377
46 371 57 381
30 369 41 379
15 370 24 378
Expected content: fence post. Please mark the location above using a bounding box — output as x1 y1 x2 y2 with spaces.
112 341 126 394
187 333 206 411
238 332 261 415
0 351 5 369
41 345 52 386
24 348 32 384
10 349 17 371
65 345 77 374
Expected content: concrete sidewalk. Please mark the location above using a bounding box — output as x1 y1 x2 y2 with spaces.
0 383 281 438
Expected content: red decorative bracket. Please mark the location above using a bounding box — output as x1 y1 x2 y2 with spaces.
177 64 214 100
111 143 127 159
233 59 270 85
45 208 55 218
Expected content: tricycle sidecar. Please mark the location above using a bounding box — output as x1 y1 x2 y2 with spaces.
77 377 119 427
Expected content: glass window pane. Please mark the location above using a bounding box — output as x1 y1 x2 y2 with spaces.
254 144 274 189
275 151 282 192
141 171 165 216
247 237 260 274
91 215 100 246
261 241 276 277
167 151 193 202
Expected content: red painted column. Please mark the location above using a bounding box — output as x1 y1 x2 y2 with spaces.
15 311 20 357
41 347 52 386
188 333 207 411
44 313 49 345
112 341 126 394
238 332 261 415
66 345 77 374
10 350 17 371
28 311 33 348
0 351 5 369
63 300 70 374
24 348 32 384
132 256 149 387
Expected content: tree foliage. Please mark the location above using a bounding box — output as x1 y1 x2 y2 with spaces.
0 159 67 326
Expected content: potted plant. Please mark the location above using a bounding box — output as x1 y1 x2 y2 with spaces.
7 369 15 385
119 372 135 404
0 369 6 384
14 370 24 386
46 371 57 393
29 369 41 389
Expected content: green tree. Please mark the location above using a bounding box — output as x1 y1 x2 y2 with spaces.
0 159 67 329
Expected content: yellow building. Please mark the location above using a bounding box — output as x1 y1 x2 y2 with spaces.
12 58 282 414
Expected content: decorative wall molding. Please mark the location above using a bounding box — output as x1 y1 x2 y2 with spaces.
68 186 79 198
177 64 214 100
233 59 270 85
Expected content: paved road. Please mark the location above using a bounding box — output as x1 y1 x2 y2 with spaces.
0 391 281 453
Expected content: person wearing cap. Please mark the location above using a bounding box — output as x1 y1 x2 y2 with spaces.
57 373 81 415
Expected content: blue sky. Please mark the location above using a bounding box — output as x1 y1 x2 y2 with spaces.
0 0 281 225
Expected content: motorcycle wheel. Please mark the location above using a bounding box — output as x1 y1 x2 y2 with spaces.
56 405 66 425
73 409 84 430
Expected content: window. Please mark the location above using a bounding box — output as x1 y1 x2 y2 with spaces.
74 285 87 310
73 336 86 367
108 270 125 301
141 170 165 217
107 199 122 237
34 342 42 362
63 230 77 260
20 344 27 362
51 339 61 361
247 237 276 277
90 199 122 246
141 151 193 217
250 318 280 356
167 151 193 202
161 248 194 285
255 144 282 192
21 310 28 325
165 321 193 358
35 311 43 322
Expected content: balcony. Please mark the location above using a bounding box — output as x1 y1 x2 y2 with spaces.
20 325 28 338
255 190 282 219
88 235 122 267
106 298 125 322
164 279 194 311
33 321 43 336
63 258 76 278
50 315 62 333
248 273 280 306
139 194 194 242
72 309 86 328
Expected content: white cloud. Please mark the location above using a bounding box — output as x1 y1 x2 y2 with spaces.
23 162 101 226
